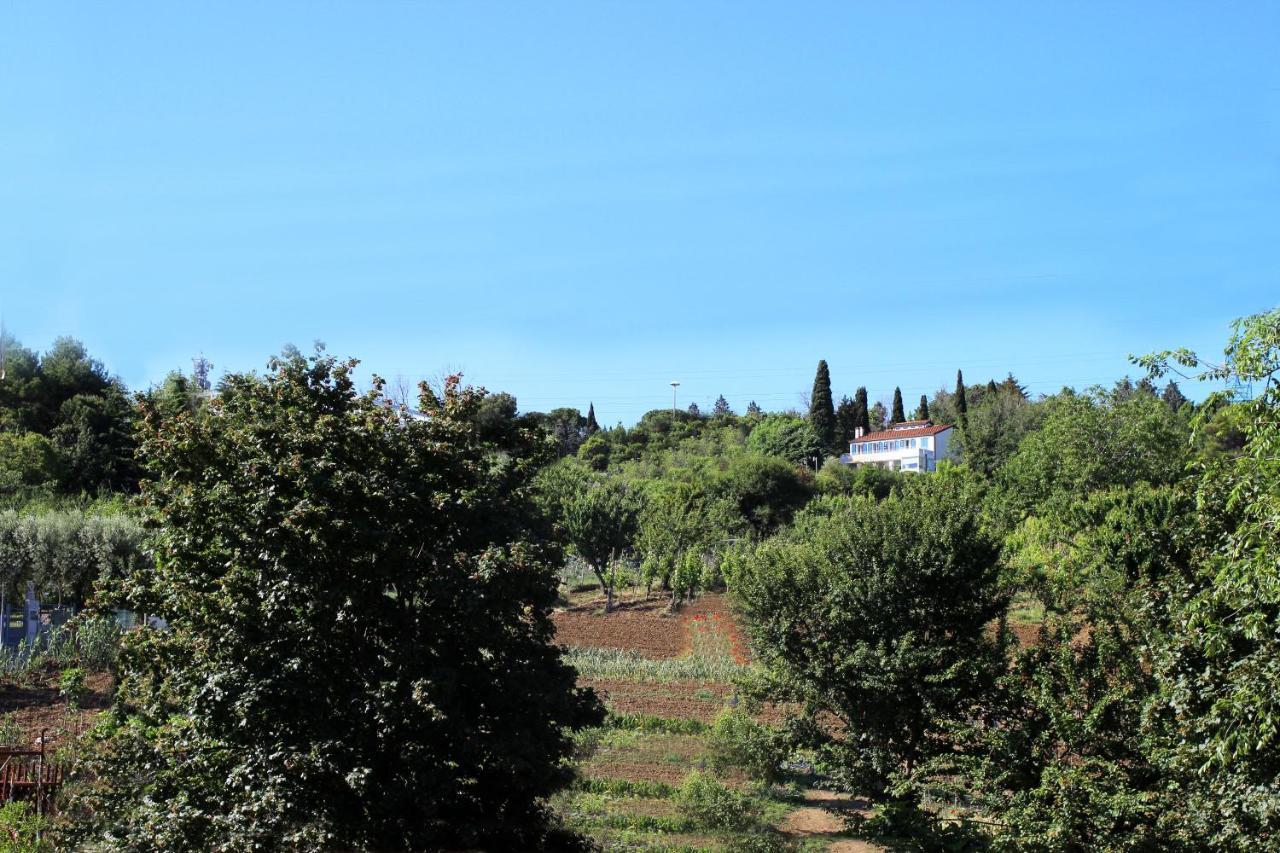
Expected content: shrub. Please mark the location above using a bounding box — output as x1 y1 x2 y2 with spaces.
707 708 785 783
0 714 22 745
674 770 760 831
59 666 86 709
0 801 51 853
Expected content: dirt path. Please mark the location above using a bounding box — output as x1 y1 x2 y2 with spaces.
780 789 885 851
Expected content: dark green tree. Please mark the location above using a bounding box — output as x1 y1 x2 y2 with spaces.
711 454 813 538
955 370 968 426
890 387 905 424
998 372 1028 399
809 360 836 450
68 352 602 850
746 400 763 416
712 395 732 417
731 470 1004 831
915 394 929 421
472 391 520 442
585 402 600 434
1162 381 1188 412
868 401 888 432
746 415 823 467
855 387 870 434
835 395 858 446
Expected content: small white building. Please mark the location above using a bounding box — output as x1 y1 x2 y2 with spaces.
840 420 955 473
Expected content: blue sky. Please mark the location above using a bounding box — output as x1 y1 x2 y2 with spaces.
3 3 1277 424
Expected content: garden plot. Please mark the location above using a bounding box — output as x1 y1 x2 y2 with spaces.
554 591 880 850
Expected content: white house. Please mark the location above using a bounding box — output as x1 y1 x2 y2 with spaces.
839 420 955 473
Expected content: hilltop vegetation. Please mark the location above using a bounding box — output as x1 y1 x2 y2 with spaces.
0 309 1277 850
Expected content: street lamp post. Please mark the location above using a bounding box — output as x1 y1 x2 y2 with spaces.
670 381 680 417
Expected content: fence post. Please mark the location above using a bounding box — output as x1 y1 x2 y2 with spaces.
24 583 38 645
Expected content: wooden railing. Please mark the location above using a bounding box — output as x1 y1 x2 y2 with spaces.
0 736 63 813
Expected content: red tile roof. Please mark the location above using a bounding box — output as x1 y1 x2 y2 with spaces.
852 423 953 444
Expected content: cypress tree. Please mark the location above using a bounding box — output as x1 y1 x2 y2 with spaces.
955 370 968 427
1162 381 1188 412
585 402 600 434
916 394 929 421
890 387 905 425
855 386 870 435
809 360 837 450
835 395 858 447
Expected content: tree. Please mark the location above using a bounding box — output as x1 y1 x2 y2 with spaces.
855 387 870 435
955 370 968 426
809 360 836 451
746 415 823 467
991 391 1191 528
712 395 732 417
957 486 1195 850
986 379 999 396
835 395 858 447
191 355 213 392
68 351 602 850
1136 308 1280 846
585 402 600 434
1162 381 1188 412
731 470 1004 831
550 470 641 610
890 387 905 424
998 372 1028 399
637 480 721 603
746 400 763 416
915 394 929 421
953 388 1041 478
522 407 588 457
868 401 887 432
687 402 702 418
472 391 519 442
0 432 64 496
710 454 813 538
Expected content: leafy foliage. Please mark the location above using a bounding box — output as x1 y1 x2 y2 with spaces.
730 469 1005 824
65 350 602 850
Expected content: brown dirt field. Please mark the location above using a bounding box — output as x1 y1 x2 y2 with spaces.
579 731 750 788
585 678 734 722
553 591 750 661
0 666 113 747
781 790 883 850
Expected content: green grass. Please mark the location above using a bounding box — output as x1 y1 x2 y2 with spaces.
1007 591 1046 626
566 646 748 683
607 711 711 735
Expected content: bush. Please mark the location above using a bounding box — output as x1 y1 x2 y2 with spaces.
59 666 86 709
674 770 760 831
0 714 22 745
0 801 51 853
708 708 786 783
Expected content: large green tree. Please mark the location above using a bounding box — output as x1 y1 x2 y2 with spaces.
809 360 836 450
67 351 602 850
890 387 905 425
730 470 1005 830
1137 308 1280 847
746 414 822 467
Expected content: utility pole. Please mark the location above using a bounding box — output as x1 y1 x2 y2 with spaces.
670 381 680 417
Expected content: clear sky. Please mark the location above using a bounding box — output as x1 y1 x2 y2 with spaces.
3 3 1277 424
